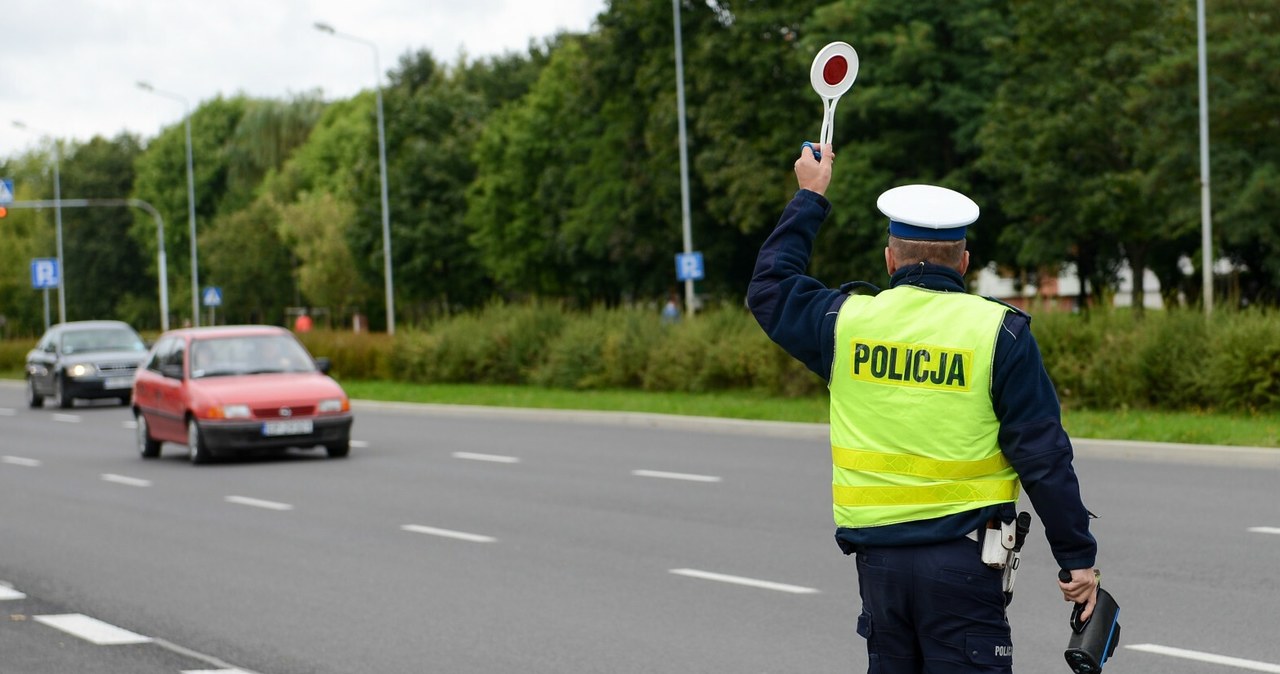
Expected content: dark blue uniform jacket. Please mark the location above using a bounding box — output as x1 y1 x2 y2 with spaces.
748 189 1097 571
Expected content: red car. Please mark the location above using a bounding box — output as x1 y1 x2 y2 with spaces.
132 325 353 464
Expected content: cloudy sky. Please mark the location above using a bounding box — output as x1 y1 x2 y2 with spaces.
0 0 606 159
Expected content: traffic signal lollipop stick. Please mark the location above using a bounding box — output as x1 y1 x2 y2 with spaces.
803 41 859 162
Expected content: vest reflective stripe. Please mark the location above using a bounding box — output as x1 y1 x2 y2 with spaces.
829 286 1018 528
833 480 1019 507
832 444 1012 480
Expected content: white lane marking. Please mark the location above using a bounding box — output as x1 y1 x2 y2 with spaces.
633 469 722 483
669 568 819 594
1128 644 1280 673
51 413 81 423
1248 527 1280 536
225 495 293 511
122 420 137 429
350 440 370 448
0 408 15 416
183 670 255 674
401 524 497 543
452 451 520 464
34 613 152 645
2 456 42 467
102 473 152 488
0 585 27 600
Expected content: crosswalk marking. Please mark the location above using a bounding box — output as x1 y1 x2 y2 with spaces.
34 613 152 645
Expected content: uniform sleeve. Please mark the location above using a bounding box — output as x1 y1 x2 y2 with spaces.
992 312 1098 570
747 190 845 380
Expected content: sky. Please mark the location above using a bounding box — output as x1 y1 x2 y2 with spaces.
0 0 607 160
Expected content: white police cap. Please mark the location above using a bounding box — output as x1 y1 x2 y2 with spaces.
876 184 979 241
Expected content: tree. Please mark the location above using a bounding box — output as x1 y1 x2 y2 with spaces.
979 0 1191 313
199 198 294 325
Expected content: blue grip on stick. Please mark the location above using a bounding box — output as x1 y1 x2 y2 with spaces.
802 141 821 162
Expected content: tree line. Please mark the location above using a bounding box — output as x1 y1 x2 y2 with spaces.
1 0 1275 337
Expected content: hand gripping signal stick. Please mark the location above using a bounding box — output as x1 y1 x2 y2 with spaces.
803 42 859 162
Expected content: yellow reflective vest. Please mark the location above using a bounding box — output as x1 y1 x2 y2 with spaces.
829 285 1020 528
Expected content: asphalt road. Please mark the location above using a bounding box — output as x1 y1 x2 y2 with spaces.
1 381 1277 674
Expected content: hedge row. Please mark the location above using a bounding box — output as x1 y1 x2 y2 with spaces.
4 303 1277 412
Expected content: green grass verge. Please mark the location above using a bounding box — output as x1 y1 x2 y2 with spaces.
341 380 1277 448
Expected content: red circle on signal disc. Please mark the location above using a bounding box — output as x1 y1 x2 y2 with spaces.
823 56 848 86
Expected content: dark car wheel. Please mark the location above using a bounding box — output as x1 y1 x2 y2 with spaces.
56 376 74 409
25 377 44 409
187 419 213 465
326 437 351 459
137 413 161 459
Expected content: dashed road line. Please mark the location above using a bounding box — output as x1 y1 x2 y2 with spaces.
102 473 152 488
0 408 15 416
669 568 819 594
0 584 27 601
1128 644 1280 672
51 413 81 423
122 420 137 429
1248 527 1280 536
351 440 370 448
402 524 497 543
225 495 293 511
452 451 520 464
2 456 42 467
632 469 722 483
183 670 255 674
33 613 152 645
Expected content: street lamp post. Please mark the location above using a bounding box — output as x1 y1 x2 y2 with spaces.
137 81 201 327
12 121 66 324
671 0 696 317
314 21 396 335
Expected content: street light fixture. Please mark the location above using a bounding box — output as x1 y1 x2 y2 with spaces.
137 81 201 327
314 21 396 335
12 120 67 324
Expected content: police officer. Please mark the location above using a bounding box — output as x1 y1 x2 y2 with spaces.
747 142 1099 674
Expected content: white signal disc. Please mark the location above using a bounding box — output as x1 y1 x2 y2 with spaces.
810 41 859 100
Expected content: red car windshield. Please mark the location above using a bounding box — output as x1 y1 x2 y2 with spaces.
190 334 316 379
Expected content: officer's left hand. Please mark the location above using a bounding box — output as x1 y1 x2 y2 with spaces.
1059 568 1100 621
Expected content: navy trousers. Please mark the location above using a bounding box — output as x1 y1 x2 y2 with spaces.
854 537 1013 673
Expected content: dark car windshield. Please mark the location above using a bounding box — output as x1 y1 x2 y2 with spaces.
60 328 146 355
190 334 316 379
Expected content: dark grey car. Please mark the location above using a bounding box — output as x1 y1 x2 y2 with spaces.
25 320 148 409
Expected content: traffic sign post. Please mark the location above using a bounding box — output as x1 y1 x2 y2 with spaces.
675 252 705 282
0 178 14 205
202 286 222 326
31 258 59 331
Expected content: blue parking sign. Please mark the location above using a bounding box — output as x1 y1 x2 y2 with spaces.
675 252 705 281
31 258 59 289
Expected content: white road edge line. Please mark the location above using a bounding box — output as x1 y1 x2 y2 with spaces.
51 413 81 423
1128 644 1280 673
402 524 497 543
669 568 819 594
633 469 722 483
0 585 27 601
1247 526 1280 536
452 451 520 464
33 613 152 645
102 473 152 488
2 456 42 467
225 495 293 511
